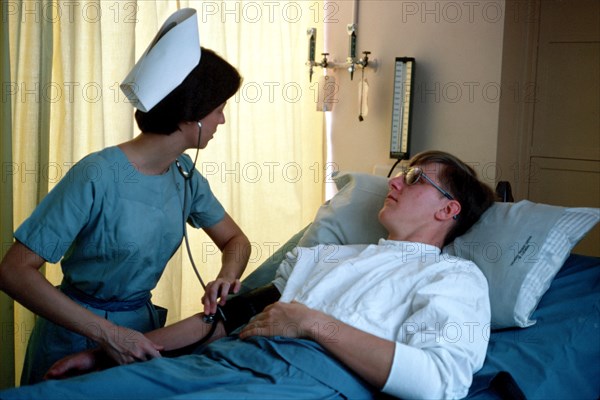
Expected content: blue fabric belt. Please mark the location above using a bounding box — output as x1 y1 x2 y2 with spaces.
60 281 150 312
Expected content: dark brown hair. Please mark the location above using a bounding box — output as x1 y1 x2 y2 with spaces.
135 48 242 134
409 150 496 245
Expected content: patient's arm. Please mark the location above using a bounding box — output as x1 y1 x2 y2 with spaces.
145 313 226 352
46 282 281 378
239 301 394 389
45 313 226 379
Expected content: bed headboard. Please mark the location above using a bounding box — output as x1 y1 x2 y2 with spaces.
495 181 514 203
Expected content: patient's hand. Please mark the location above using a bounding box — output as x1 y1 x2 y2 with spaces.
239 301 316 339
44 348 110 380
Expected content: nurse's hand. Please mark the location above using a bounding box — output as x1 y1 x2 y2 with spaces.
99 325 164 365
202 277 242 316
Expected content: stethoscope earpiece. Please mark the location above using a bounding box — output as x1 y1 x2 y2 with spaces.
176 121 202 181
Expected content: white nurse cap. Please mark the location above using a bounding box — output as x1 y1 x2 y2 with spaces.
120 8 201 112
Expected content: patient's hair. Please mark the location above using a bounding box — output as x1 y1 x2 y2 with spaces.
409 150 496 246
135 48 242 134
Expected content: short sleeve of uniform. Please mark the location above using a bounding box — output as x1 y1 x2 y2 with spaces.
179 154 225 229
14 155 103 263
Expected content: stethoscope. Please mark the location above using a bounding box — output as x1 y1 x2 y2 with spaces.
175 121 224 323
175 121 202 180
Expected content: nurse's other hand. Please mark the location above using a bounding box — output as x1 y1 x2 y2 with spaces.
100 325 163 365
202 278 241 316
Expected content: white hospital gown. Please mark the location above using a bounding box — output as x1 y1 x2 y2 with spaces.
274 239 491 399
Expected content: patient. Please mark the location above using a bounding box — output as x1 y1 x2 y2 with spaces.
0 150 496 400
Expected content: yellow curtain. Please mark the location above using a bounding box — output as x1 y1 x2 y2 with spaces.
1 0 324 387
1 0 16 388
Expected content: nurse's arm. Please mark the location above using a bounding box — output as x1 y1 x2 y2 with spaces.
0 241 162 365
201 212 251 315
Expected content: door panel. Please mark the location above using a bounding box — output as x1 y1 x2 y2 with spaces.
532 42 599 160
528 157 599 256
526 0 600 256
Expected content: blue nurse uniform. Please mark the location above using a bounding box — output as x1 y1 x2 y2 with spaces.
14 146 225 384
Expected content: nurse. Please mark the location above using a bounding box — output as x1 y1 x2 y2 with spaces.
0 9 250 385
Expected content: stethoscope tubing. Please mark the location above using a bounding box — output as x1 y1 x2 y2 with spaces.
177 121 209 291
176 120 227 322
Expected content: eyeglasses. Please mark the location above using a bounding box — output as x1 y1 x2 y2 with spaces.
401 167 454 200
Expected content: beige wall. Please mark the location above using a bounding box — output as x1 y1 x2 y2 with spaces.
321 0 505 185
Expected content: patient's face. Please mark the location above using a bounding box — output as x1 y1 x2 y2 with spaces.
378 162 449 240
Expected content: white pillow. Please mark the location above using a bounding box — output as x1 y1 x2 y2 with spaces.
298 172 600 329
297 172 389 247
448 201 599 329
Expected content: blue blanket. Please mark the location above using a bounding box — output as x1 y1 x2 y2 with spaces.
468 254 600 399
0 336 374 400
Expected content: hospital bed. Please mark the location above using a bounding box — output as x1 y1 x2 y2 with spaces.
240 172 600 399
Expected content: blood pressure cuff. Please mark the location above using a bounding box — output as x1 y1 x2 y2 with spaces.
220 283 281 334
161 284 281 358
